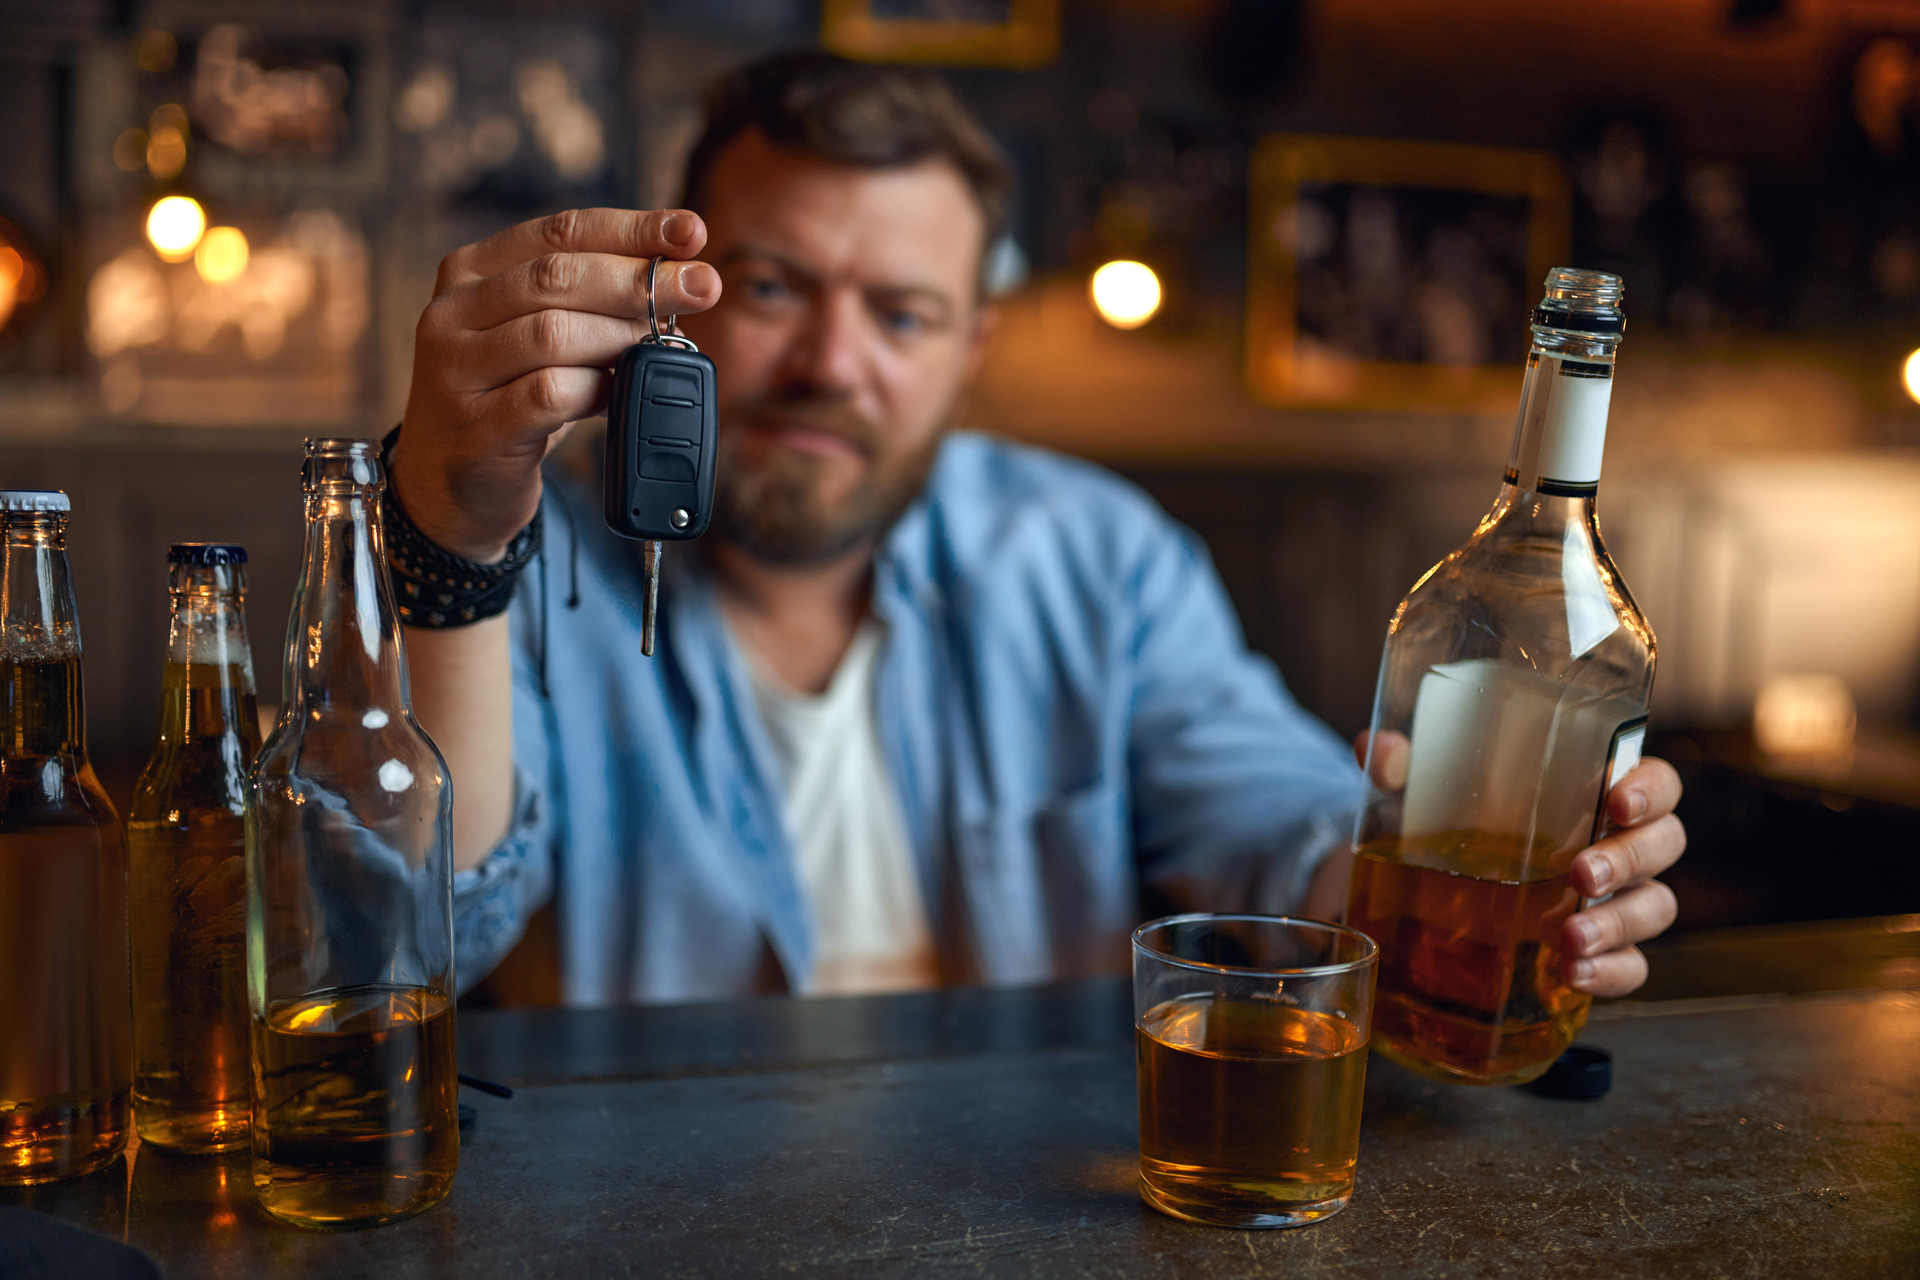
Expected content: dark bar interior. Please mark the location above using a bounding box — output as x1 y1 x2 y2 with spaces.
1 0 1916 1274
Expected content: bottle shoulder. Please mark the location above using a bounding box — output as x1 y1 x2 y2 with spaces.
132 735 254 821
0 753 121 831
1388 515 1654 693
251 711 451 803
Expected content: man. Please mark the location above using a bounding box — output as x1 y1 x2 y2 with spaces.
391 53 1683 1003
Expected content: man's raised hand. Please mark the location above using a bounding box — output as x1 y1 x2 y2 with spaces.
392 208 721 562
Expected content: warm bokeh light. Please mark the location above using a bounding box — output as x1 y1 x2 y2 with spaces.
194 227 250 284
146 196 206 261
1903 348 1920 404
146 125 188 180
144 105 189 179
0 247 21 330
112 128 149 173
0 218 47 333
1754 672 1856 762
1090 260 1162 329
134 29 178 73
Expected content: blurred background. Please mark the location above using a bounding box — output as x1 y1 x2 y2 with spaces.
2 0 1917 939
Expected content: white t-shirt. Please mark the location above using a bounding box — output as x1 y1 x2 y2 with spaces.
741 619 940 996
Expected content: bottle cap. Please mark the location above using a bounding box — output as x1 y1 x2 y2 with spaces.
1533 267 1625 334
168 543 249 565
1527 1044 1612 1100
0 490 71 512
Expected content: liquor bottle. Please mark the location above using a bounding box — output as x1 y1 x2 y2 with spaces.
0 490 131 1183
246 439 457 1228
128 544 261 1152
1346 268 1655 1087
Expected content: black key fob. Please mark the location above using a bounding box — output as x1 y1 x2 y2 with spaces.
603 340 717 542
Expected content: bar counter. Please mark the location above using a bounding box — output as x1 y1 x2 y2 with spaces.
5 917 1917 1278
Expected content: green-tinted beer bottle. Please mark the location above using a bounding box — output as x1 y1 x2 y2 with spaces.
128 544 261 1152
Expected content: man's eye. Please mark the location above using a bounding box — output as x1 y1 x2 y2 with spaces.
881 309 929 336
739 275 795 303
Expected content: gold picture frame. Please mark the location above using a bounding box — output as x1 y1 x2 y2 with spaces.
821 0 1060 69
1246 134 1570 412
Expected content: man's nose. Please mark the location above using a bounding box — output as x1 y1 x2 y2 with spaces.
783 286 869 397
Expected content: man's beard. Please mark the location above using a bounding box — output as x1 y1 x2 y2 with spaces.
709 395 944 567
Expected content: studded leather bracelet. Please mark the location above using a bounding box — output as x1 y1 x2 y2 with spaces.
379 426 541 628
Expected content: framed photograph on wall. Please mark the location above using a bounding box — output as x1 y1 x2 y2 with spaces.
131 2 394 200
821 0 1060 69
1246 135 1570 412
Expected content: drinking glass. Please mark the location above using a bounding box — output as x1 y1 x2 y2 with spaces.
1133 914 1378 1228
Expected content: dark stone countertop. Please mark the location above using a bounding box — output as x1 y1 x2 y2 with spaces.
5 918 1918 1279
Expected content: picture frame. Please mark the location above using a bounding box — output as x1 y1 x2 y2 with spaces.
127 1 394 201
1245 134 1570 412
821 0 1060 69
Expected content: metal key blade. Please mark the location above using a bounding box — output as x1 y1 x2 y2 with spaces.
642 539 662 657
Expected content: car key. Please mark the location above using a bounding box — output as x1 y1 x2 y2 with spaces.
603 256 717 656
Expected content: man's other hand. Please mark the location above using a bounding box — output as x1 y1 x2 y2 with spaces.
1351 730 1684 999
393 208 721 562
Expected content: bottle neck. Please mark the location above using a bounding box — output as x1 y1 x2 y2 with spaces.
158 564 258 747
1502 327 1620 502
2 512 85 760
285 467 411 714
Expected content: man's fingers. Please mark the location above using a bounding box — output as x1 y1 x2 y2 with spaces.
1565 878 1677 959
1352 730 1410 790
475 365 611 437
441 208 708 286
1564 943 1649 998
1573 812 1685 897
460 311 658 389
454 254 720 332
1605 756 1682 828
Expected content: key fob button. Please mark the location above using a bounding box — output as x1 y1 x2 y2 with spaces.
639 448 698 483
642 365 703 406
642 399 703 443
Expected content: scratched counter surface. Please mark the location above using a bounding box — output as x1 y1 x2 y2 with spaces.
5 919 1919 1279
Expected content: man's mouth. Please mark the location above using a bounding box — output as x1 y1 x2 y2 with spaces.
744 414 871 462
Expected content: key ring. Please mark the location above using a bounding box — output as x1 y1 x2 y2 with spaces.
645 256 699 352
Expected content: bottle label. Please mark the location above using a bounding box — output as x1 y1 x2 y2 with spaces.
1505 355 1613 497
1589 714 1648 843
1402 659 1649 858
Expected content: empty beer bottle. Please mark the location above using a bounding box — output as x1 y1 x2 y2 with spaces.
0 490 131 1184
128 544 260 1153
246 439 457 1228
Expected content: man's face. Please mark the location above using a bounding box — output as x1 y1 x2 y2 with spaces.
678 129 993 566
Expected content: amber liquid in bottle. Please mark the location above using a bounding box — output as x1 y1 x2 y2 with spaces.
1347 833 1587 1084
1135 997 1368 1224
0 655 131 1184
250 985 458 1227
129 557 261 1155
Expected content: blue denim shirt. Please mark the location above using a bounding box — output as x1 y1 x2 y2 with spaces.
452 432 1366 1003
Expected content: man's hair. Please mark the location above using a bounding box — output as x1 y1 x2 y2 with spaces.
680 50 1013 252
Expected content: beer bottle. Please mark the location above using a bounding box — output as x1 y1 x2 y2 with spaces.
245 438 457 1228
0 490 131 1184
1347 269 1655 1087
128 544 260 1153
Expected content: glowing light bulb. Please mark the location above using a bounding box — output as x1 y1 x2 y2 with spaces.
1090 260 1161 329
1904 348 1920 404
194 226 249 283
146 196 206 262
